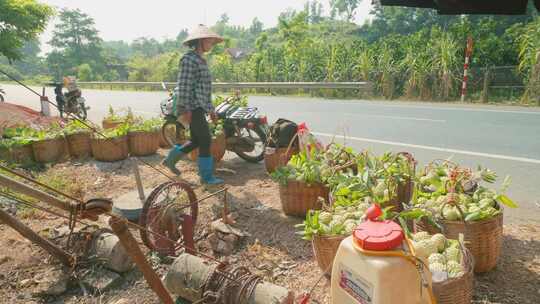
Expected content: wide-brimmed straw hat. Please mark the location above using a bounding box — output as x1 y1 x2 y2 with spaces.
183 24 224 46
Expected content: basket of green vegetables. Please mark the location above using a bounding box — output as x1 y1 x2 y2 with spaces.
272 149 332 216
91 124 129 162
64 120 92 159
102 105 127 129
32 124 68 163
0 127 35 164
297 178 371 274
128 118 161 156
413 160 517 273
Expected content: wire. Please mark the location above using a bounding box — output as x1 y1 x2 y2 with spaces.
0 191 93 227
0 164 84 203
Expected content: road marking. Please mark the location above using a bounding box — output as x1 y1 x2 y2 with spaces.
313 132 540 164
345 113 446 123
328 101 540 115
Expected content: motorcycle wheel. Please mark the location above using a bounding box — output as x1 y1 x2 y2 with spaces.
234 125 267 163
76 105 88 120
162 120 187 147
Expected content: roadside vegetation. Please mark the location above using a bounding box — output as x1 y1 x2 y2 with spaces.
1 1 540 104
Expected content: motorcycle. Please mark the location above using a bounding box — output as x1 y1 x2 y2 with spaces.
160 83 269 163
48 79 89 120
0 86 5 102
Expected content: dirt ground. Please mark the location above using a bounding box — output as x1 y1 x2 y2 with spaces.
0 150 539 304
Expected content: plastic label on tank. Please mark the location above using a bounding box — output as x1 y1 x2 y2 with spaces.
338 263 373 304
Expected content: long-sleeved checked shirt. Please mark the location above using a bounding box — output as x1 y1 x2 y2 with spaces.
176 50 214 114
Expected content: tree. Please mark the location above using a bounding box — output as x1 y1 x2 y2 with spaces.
249 18 264 36
330 0 361 22
305 1 324 24
48 8 105 76
77 63 93 81
0 0 54 62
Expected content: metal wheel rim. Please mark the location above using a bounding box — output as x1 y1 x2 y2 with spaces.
238 127 264 158
139 181 198 256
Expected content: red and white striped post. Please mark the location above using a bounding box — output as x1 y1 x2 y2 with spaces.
461 36 474 102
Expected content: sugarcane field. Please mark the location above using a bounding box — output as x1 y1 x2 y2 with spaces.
1 1 540 304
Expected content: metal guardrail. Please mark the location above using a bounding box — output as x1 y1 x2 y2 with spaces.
77 81 370 90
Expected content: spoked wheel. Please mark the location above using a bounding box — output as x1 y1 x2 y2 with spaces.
76 106 88 120
234 125 267 163
139 181 198 256
162 120 187 147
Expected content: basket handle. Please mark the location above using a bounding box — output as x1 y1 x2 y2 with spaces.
438 192 468 224
280 132 299 166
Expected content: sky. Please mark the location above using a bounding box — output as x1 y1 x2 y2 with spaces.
39 0 373 53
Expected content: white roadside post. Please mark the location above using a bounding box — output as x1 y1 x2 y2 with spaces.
40 87 51 117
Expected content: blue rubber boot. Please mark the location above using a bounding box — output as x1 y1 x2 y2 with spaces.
197 156 224 185
162 145 186 176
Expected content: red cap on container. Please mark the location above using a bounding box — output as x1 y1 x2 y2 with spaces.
353 204 404 251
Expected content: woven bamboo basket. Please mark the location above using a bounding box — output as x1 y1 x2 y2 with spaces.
159 131 171 148
264 147 298 174
128 131 160 156
312 234 346 275
2 144 34 164
415 210 503 273
279 180 329 216
102 119 124 130
32 137 67 163
91 135 129 162
432 248 475 304
189 133 226 163
66 132 92 159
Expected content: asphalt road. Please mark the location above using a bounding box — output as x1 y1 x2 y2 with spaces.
2 83 540 224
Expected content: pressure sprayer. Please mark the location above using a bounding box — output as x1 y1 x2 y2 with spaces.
299 204 437 304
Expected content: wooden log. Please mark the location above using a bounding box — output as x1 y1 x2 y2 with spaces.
0 208 73 267
0 173 72 212
164 254 294 304
109 216 174 304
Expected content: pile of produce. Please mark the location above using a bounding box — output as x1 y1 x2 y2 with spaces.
128 117 162 133
209 120 224 137
0 126 36 149
414 161 517 222
409 231 466 280
212 94 248 108
296 204 369 240
98 122 129 138
294 150 415 240
272 143 357 186
63 120 91 135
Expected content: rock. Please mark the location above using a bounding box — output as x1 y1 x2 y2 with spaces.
88 231 134 273
32 268 70 296
19 279 34 288
216 240 234 256
223 234 239 246
210 220 249 237
0 255 11 265
80 268 123 292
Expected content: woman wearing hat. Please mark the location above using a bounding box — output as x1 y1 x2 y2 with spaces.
162 25 224 184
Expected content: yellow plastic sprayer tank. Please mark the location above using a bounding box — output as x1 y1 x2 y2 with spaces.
331 204 435 304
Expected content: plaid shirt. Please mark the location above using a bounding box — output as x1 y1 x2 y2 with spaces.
176 50 214 114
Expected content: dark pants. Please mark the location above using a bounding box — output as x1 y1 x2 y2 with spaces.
180 108 211 157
